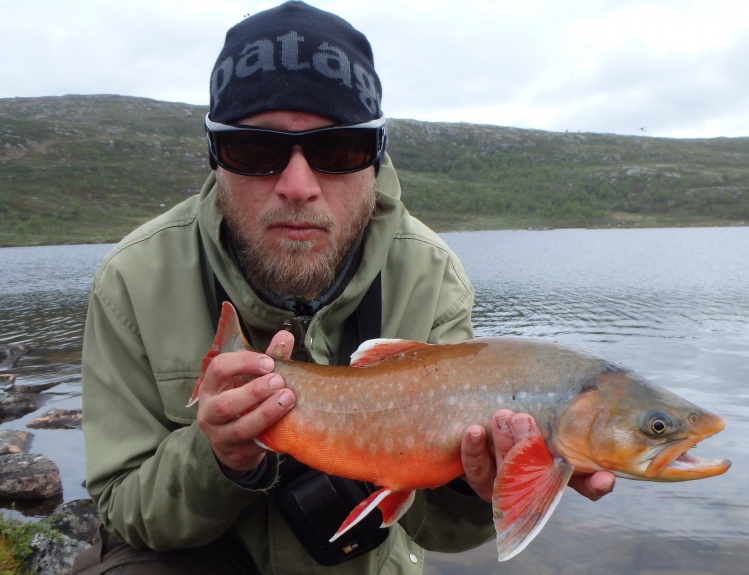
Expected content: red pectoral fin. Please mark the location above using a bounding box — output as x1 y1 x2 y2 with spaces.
493 432 574 561
329 488 415 542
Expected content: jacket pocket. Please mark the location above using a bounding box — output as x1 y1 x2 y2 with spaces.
154 372 201 425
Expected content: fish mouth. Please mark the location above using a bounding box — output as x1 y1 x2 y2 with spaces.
645 437 731 481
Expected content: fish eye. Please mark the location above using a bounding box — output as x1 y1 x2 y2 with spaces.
647 412 673 435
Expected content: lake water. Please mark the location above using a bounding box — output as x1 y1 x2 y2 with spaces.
1 228 747 574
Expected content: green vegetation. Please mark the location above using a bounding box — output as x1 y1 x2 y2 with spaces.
388 120 749 231
0 514 61 575
1 95 747 247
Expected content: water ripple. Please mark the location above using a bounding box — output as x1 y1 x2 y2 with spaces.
2 231 748 573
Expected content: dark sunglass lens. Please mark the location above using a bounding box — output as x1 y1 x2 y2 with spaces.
218 131 290 175
305 129 377 173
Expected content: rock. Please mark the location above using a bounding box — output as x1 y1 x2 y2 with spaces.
0 373 16 385
12 380 61 394
0 390 36 420
27 408 82 430
0 429 32 454
22 531 91 575
1 493 63 516
49 499 101 544
0 453 62 499
15 498 100 575
0 343 34 369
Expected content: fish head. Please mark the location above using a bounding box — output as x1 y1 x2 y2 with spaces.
552 367 731 481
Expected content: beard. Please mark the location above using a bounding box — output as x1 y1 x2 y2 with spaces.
218 177 376 300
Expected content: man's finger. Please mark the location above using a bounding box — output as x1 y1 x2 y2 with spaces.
267 330 294 360
492 409 516 462
202 373 284 425
569 471 616 501
201 351 275 395
460 424 495 502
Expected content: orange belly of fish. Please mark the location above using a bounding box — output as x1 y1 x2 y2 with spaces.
259 414 465 491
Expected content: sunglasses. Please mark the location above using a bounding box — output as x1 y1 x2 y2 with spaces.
204 114 387 176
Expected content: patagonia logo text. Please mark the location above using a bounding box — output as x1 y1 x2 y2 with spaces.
211 31 380 116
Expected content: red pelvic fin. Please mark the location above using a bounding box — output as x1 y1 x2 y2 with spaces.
187 302 251 407
329 488 415 542
350 339 426 367
493 431 574 561
254 431 277 452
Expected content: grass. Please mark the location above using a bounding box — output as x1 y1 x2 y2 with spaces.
0 514 62 575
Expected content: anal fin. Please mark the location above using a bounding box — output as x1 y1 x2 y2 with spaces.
330 488 415 542
493 431 574 561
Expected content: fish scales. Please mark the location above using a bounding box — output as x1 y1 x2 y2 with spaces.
263 338 621 488
190 302 730 561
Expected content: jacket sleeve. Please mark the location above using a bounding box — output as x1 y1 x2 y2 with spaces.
82 279 279 551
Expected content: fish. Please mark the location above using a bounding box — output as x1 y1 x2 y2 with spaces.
189 302 731 561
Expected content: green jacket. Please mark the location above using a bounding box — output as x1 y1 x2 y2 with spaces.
82 155 494 575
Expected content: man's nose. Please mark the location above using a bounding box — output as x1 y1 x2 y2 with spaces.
274 146 322 203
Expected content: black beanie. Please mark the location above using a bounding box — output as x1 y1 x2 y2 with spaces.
209 1 382 125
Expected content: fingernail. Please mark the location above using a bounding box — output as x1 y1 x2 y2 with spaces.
469 430 482 444
272 343 286 359
497 414 511 432
268 375 283 391
277 390 294 408
259 356 274 372
513 416 531 439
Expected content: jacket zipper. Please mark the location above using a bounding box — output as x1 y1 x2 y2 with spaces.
282 316 313 362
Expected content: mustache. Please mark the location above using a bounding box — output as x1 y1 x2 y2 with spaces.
258 207 335 230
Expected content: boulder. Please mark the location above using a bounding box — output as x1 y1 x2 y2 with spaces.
12 380 61 394
0 343 34 369
23 531 91 575
0 373 16 386
18 498 101 575
0 429 32 454
27 408 82 430
0 453 62 499
0 390 36 421
49 499 102 544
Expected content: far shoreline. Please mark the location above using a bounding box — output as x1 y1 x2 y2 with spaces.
1 216 747 249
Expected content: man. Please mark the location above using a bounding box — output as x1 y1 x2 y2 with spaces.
73 2 614 574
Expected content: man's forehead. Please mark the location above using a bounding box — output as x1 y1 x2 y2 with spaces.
239 110 336 131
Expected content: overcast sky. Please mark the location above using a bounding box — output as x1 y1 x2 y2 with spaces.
2 0 747 138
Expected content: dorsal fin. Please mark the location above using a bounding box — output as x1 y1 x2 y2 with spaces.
350 338 427 367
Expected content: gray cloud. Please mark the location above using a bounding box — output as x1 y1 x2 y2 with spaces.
1 0 746 138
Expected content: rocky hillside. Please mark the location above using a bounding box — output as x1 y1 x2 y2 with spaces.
1 95 747 246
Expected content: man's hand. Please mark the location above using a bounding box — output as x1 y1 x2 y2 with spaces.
460 409 615 502
196 330 295 478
